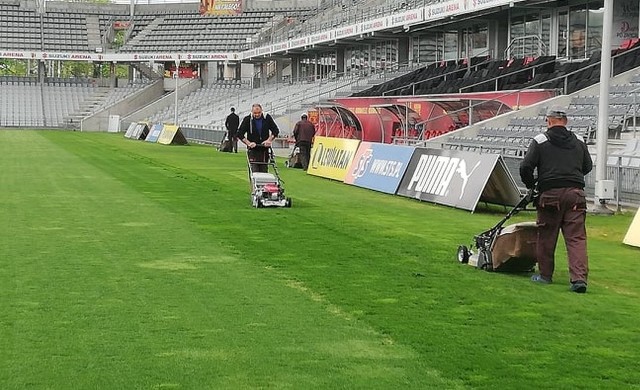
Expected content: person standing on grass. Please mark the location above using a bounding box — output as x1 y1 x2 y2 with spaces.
292 114 316 170
224 107 240 153
237 103 280 173
520 106 593 293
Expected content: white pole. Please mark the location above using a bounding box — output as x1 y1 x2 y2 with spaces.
174 59 179 126
593 2 613 211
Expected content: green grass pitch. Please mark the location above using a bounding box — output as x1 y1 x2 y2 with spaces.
1 130 639 389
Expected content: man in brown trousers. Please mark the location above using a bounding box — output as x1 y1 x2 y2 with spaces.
520 106 593 293
292 114 316 171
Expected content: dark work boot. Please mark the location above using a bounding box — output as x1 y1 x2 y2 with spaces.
531 274 552 284
570 281 587 293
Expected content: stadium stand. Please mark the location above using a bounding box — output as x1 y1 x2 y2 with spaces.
147 73 369 132
1 0 311 53
260 0 424 45
120 8 311 53
607 139 640 167
0 0 41 51
441 71 640 155
0 77 154 127
353 41 640 98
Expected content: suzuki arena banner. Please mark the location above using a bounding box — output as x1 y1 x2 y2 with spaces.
157 125 188 145
344 142 415 194
397 148 520 212
623 208 640 248
146 124 164 143
308 136 361 181
200 0 242 15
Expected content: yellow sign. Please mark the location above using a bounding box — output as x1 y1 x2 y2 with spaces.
623 208 640 248
157 125 188 145
307 136 361 181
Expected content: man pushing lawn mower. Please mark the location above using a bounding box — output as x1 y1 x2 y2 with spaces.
520 106 593 293
237 103 291 208
237 103 280 173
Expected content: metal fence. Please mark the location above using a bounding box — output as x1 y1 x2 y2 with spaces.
181 127 226 146
503 156 640 207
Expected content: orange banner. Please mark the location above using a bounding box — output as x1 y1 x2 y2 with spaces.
200 0 242 15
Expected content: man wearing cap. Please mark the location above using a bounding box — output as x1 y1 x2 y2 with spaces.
292 114 316 170
520 106 593 293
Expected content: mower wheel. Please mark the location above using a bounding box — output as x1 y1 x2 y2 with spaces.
257 199 264 208
457 245 470 264
285 197 292 208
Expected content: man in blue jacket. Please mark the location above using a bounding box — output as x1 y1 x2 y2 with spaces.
237 104 280 173
520 106 593 293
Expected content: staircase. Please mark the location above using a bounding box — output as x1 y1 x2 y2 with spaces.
132 62 162 80
64 87 111 128
85 15 102 51
123 17 164 50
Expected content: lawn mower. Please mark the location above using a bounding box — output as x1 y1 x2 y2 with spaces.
284 146 303 168
457 191 537 272
247 145 292 208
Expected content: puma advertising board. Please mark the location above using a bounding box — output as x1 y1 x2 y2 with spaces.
397 148 520 212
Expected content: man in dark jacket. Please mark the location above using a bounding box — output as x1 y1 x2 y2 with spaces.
237 103 280 173
292 114 316 170
520 106 593 293
224 107 239 153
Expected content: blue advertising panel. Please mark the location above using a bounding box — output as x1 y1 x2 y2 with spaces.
146 124 164 143
344 142 415 194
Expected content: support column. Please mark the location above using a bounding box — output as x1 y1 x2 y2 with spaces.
336 47 345 75
397 37 410 66
275 59 284 84
593 1 615 213
38 60 46 84
291 56 300 82
223 62 235 80
260 62 267 87
314 54 319 80
109 62 116 88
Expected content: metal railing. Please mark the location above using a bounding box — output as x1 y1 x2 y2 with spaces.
458 56 558 94
424 72 639 148
181 126 226 146
175 60 421 132
504 35 548 59
500 155 640 207
602 155 640 209
381 56 495 97
255 0 439 48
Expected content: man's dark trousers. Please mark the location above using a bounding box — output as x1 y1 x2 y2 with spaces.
297 141 312 170
249 147 269 173
536 187 589 282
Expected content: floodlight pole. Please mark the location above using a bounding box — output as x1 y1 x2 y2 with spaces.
174 59 180 126
593 2 614 213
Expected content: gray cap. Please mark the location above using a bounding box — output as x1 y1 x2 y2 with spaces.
546 105 567 118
